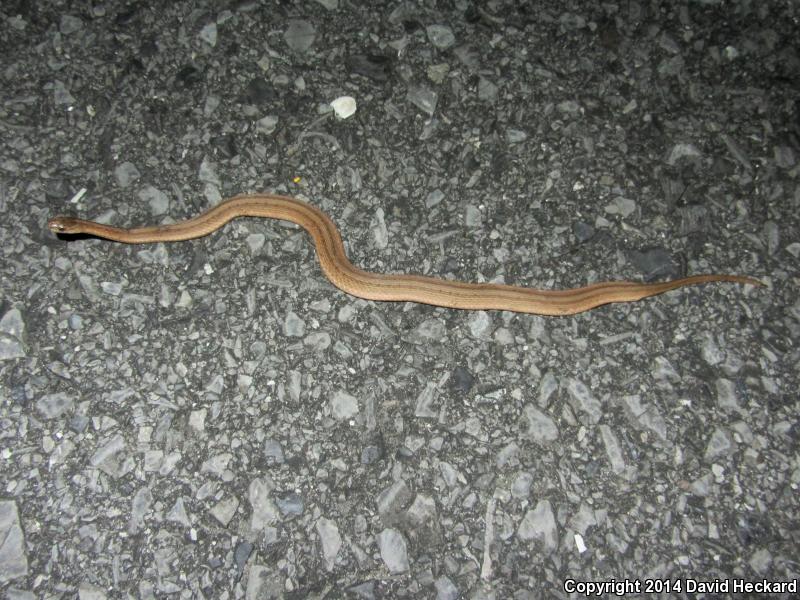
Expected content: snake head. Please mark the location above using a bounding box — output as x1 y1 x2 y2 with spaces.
48 217 83 234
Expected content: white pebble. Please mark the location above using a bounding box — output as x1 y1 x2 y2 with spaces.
330 96 356 119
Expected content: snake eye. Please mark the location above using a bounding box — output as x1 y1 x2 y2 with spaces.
48 218 71 233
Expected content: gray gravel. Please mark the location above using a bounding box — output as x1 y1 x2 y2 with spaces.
1 0 798 598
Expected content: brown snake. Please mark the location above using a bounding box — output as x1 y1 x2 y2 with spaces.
47 193 761 316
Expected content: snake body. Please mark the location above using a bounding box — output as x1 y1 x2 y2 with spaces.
47 193 760 316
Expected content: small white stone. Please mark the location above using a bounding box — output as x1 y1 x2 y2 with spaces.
256 115 279 134
724 45 739 60
199 22 217 46
330 96 356 119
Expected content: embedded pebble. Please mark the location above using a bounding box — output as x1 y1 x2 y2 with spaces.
629 247 673 279
207 376 224 396
763 220 780 255
36 392 73 419
256 115 279 134
314 0 338 9
599 425 626 474
52 80 75 106
749 547 773 574
467 311 492 339
210 496 239 526
425 189 444 208
659 33 680 54
204 94 220 116
199 22 217 46
159 452 181 476
439 461 460 487
50 439 76 468
309 299 331 313
201 453 233 477
676 204 709 234
478 77 498 103
426 25 455 49
337 304 356 322
315 517 342 571
198 156 221 186
287 370 302 402
427 62 449 84
78 582 107 599
189 409 206 432
276 493 304 517
720 134 752 171
454 45 480 69
100 281 122 296
414 382 438 418
715 378 739 411
0 501 28 582
138 185 169 215
176 290 193 308
496 442 520 469
434 576 460 600
245 565 282 600
464 204 482 228
605 196 637 217
774 145 796 169
556 99 581 116
450 366 474 394
376 480 411 524
559 12 586 29
565 379 602 424
511 472 534 498
304 331 331 351
371 207 388 249
68 313 82 330
517 500 558 552
0 308 26 360
700 333 725 366
249 478 279 532
330 96 356 119
246 233 265 253
263 439 285 465
537 371 558 407
406 318 446 344
283 311 306 337
407 86 438 115
506 129 528 143
521 404 559 443
377 528 410 574
243 78 274 104
620 395 667 441
234 541 253 575
114 162 140 188
667 142 702 164
128 487 153 533
704 428 734 462
284 20 315 53
89 434 126 469
330 390 359 420
59 14 83 35
493 327 514 345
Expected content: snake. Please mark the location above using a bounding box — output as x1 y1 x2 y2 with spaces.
47 193 761 316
